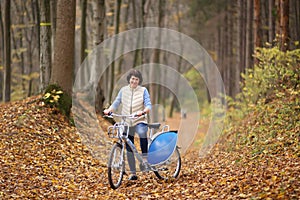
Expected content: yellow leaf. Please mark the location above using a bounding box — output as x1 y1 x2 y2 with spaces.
53 95 60 101
44 93 51 99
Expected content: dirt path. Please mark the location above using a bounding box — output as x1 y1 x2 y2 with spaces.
164 112 209 155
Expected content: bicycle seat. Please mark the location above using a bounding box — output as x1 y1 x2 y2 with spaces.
147 123 161 129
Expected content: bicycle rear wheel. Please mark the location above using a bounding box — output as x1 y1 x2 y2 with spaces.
154 147 181 180
108 143 124 189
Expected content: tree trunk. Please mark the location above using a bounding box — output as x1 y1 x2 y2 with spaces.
80 0 87 64
289 0 300 47
51 0 76 95
280 0 289 51
132 0 146 67
109 0 122 103
12 0 26 93
245 0 254 69
235 0 242 97
22 0 39 97
117 0 130 74
294 0 300 44
40 0 52 92
0 2 3 101
3 0 11 102
169 0 183 118
275 0 281 38
50 0 57 63
93 0 106 113
268 0 275 43
254 0 262 49
150 0 165 106
241 0 247 75
228 4 235 97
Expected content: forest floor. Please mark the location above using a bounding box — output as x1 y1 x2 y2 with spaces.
0 96 299 199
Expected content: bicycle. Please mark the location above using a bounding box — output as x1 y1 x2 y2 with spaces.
105 112 181 189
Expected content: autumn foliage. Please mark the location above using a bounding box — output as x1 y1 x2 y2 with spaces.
0 46 300 199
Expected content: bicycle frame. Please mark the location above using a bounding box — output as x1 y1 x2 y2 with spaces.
106 113 181 189
107 115 158 171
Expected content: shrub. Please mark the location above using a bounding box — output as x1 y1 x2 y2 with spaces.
228 45 300 119
42 84 72 118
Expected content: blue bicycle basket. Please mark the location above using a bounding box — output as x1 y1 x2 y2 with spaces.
147 131 178 165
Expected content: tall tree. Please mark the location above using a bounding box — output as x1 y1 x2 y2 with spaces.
51 0 76 95
279 0 289 51
80 0 87 64
108 0 122 103
39 0 52 92
150 0 165 106
50 0 57 62
2 0 11 102
93 0 106 113
117 0 130 74
245 0 254 69
169 0 183 117
12 0 26 93
254 0 262 49
23 0 38 97
235 0 243 97
268 0 275 43
0 2 4 101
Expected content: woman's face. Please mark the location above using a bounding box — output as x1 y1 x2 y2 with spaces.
129 75 140 89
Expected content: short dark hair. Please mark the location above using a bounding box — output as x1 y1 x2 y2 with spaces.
126 69 143 84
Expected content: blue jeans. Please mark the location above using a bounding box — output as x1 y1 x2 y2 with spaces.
126 123 148 173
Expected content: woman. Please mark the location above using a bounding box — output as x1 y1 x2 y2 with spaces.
104 69 152 180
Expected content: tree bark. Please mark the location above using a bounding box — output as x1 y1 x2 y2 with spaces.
0 3 3 101
40 0 52 92
51 0 76 95
109 0 122 103
93 0 106 113
235 0 242 97
150 0 165 106
3 0 11 102
245 0 253 69
294 0 300 44
80 0 87 64
254 0 262 49
280 0 289 51
50 0 57 62
268 0 275 43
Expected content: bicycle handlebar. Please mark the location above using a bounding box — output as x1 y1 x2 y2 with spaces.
104 112 145 119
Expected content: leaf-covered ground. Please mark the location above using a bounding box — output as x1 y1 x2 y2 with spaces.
0 96 299 199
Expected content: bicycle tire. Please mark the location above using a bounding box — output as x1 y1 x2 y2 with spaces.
153 147 181 180
108 143 124 189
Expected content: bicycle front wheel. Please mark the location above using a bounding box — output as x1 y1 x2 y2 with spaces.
154 147 181 180
108 143 124 189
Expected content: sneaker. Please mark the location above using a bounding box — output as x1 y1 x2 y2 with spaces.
128 174 138 180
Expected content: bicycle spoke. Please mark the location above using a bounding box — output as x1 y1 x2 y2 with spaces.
154 147 181 180
108 143 124 189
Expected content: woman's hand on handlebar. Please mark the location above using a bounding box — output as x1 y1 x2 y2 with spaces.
103 109 112 115
136 110 146 116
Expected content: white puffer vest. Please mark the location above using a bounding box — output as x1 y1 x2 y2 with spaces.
121 85 147 126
